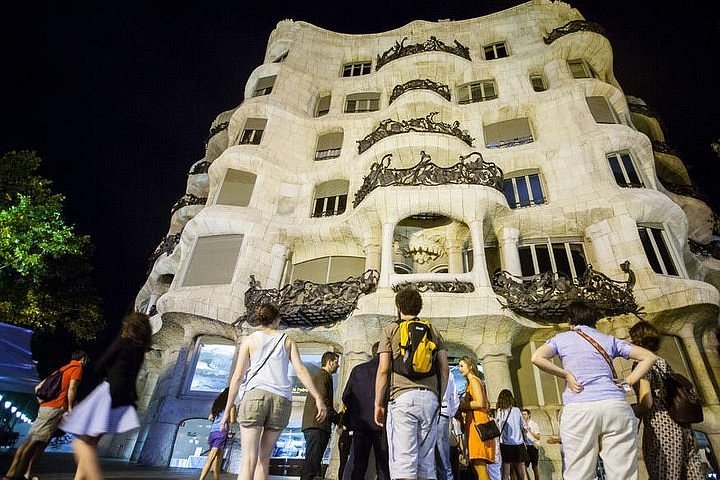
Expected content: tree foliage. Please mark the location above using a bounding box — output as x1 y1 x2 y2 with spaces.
0 150 103 340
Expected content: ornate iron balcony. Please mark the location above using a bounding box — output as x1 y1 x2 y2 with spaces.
148 232 182 272
357 112 474 154
389 79 451 104
353 151 503 208
659 178 710 204
651 141 680 157
543 20 608 44
492 261 641 323
376 36 471 71
241 270 379 328
189 160 212 175
689 238 720 260
393 280 475 294
171 193 207 214
204 121 229 147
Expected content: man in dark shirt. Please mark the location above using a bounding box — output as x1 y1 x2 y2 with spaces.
341 342 389 480
301 352 341 480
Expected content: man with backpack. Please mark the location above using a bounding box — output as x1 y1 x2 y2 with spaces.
375 288 449 480
3 350 87 480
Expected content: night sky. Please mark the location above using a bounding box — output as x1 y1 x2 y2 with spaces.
2 1 719 371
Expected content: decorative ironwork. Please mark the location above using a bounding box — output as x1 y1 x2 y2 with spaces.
357 112 474 154
171 193 207 214
543 20 608 44
659 178 710 204
689 238 720 260
389 79 451 104
486 135 534 149
241 270 379 328
204 121 229 146
148 233 182 272
189 160 212 175
392 280 475 293
353 151 503 208
376 36 471 71
651 141 679 157
492 261 641 323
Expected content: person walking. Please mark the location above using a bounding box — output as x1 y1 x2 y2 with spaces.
531 300 657 480
457 356 495 480
628 320 705 480
300 351 341 480
342 342 389 480
60 312 152 480
374 288 449 480
496 389 528 480
436 369 460 480
3 351 87 480
199 387 236 480
220 303 327 480
521 409 541 480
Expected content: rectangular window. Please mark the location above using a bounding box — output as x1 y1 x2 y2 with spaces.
345 92 380 113
215 169 257 206
587 96 619 124
638 226 679 276
342 62 371 77
518 239 586 280
188 337 236 392
273 51 288 63
457 80 497 104
252 75 276 97
312 195 348 217
530 75 547 92
483 42 508 60
607 151 643 187
239 118 266 145
568 59 595 79
484 118 534 148
315 132 343 160
315 95 331 117
503 173 546 208
182 235 244 287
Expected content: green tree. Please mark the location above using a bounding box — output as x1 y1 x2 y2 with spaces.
0 150 103 339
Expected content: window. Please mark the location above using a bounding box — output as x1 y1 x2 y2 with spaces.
504 172 546 208
182 234 244 287
638 225 679 276
286 256 365 284
342 61 371 77
344 92 380 113
587 96 619 124
484 118 533 148
187 336 236 392
239 118 266 145
607 151 643 187
312 180 349 217
530 75 547 92
252 75 276 97
216 169 257 206
315 132 343 160
315 95 331 117
273 51 288 63
483 42 508 60
457 80 497 104
567 59 596 79
518 239 587 280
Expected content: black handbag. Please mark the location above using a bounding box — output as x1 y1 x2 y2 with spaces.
475 419 501 441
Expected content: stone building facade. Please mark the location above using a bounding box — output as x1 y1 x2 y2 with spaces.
107 1 720 477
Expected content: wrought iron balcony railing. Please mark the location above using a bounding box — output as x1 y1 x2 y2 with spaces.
376 36 471 71
543 20 608 44
389 79 451 104
492 261 641 323
171 193 208 215
148 232 182 273
393 280 475 294
651 141 680 157
357 112 473 154
689 238 720 260
204 121 229 147
659 178 710 204
241 270 379 328
189 160 212 175
353 151 503 208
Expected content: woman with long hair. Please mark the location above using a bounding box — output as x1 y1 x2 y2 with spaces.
457 356 495 480
495 389 527 480
199 387 236 480
60 311 153 480
629 320 704 480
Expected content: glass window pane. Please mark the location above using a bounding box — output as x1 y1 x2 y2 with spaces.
503 179 516 208
621 153 642 185
607 154 626 185
529 174 544 205
651 229 678 275
516 178 530 207
496 44 507 58
639 228 663 274
535 244 552 274
484 82 496 99
552 245 572 278
189 340 235 392
569 244 587 277
313 198 324 217
337 195 347 214
519 247 535 276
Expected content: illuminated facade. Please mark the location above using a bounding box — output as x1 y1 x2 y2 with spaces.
114 1 720 477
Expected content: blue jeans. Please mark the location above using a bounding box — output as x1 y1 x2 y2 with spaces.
435 415 453 480
301 428 330 480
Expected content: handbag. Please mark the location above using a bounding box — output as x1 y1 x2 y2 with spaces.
475 418 502 441
665 370 703 424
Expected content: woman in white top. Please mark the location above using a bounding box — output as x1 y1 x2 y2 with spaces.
221 304 327 480
496 389 528 480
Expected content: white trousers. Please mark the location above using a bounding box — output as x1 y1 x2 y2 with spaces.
560 399 638 480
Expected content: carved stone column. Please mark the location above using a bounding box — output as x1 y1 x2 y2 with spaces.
469 220 489 287
679 325 720 406
364 242 381 273
380 222 395 287
476 343 513 407
267 244 289 289
446 239 464 274
499 227 522 277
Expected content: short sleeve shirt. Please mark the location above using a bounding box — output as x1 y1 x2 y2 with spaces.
545 325 633 404
378 320 446 401
42 360 83 409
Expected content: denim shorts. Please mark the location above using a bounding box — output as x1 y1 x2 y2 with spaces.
238 388 291 430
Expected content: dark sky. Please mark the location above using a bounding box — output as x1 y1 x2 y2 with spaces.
2 1 719 369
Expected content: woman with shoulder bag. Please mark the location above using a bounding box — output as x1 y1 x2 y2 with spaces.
496 389 528 480
457 356 496 480
629 321 704 480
